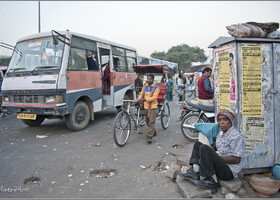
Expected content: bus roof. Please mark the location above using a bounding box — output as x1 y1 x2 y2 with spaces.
17 30 137 51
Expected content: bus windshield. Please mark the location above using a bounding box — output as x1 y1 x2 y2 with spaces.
7 36 64 75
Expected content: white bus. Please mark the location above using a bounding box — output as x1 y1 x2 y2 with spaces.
1 30 138 131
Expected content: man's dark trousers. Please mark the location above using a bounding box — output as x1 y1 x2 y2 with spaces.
189 142 234 181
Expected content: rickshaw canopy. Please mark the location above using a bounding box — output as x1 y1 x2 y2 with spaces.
132 65 169 74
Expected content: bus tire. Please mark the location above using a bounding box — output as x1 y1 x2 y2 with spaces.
66 101 90 131
21 115 45 127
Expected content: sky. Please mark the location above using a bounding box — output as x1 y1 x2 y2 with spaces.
0 1 280 58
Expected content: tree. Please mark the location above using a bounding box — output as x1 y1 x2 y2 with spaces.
150 51 166 60
150 44 207 71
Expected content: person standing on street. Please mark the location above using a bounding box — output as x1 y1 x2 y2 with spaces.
167 75 174 101
134 73 144 98
197 67 214 106
178 74 185 101
138 74 160 144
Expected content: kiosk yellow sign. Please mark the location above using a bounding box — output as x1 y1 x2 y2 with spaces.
218 51 230 110
241 46 262 117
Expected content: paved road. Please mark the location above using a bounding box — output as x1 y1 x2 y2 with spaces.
0 95 195 198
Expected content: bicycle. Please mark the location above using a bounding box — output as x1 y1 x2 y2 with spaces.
113 99 170 147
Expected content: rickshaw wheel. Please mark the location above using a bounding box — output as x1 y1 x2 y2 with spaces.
161 102 170 129
113 110 131 147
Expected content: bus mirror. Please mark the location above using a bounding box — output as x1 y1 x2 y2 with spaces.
52 35 59 45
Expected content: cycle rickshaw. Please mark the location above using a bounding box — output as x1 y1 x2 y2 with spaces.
113 65 171 146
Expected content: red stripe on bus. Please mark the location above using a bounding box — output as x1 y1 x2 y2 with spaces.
67 71 102 90
3 103 58 107
111 72 137 86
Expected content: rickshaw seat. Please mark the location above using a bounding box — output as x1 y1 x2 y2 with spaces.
156 82 167 101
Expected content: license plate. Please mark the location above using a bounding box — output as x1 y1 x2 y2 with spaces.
17 113 37 120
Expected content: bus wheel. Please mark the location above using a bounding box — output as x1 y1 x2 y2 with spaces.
66 101 90 131
22 115 45 127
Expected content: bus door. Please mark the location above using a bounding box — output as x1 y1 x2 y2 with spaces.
97 42 113 108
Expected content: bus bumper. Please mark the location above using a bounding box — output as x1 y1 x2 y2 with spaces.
1 105 67 117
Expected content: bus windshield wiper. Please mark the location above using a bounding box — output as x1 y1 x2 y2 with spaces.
7 68 27 73
31 66 58 74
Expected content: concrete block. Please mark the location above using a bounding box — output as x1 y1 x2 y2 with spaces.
221 186 231 195
236 186 246 196
181 166 190 174
220 178 242 192
225 193 240 199
176 175 212 198
177 155 188 166
163 153 177 165
165 163 180 179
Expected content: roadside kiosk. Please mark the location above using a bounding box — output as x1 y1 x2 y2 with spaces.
208 37 280 175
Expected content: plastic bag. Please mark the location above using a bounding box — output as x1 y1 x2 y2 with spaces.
267 30 280 39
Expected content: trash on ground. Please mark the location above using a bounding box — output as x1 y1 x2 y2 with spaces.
90 169 117 178
42 145 48 148
68 174 73 177
172 144 184 149
36 135 48 139
140 165 146 169
24 176 41 185
94 143 101 147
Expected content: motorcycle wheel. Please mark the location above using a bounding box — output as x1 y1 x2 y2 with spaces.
181 113 207 142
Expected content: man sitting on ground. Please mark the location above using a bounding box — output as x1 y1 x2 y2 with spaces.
179 110 245 192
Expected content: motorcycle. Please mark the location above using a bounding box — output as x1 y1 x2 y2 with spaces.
179 101 215 142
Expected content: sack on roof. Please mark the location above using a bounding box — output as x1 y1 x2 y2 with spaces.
246 22 279 34
226 23 266 38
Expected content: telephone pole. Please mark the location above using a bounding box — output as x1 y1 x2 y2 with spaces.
38 1 41 33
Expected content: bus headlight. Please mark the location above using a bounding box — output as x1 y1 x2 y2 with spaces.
46 96 56 103
4 96 9 102
45 95 63 103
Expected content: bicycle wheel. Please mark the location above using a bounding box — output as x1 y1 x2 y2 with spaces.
180 113 207 142
113 111 131 147
161 102 170 129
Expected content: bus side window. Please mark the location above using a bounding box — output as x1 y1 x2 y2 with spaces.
67 48 87 70
126 50 137 72
69 36 98 71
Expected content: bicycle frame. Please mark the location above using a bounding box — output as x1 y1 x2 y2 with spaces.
122 100 144 131
156 99 167 117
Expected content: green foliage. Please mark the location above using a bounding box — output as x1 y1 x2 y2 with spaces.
0 57 11 66
150 44 207 70
150 51 166 60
